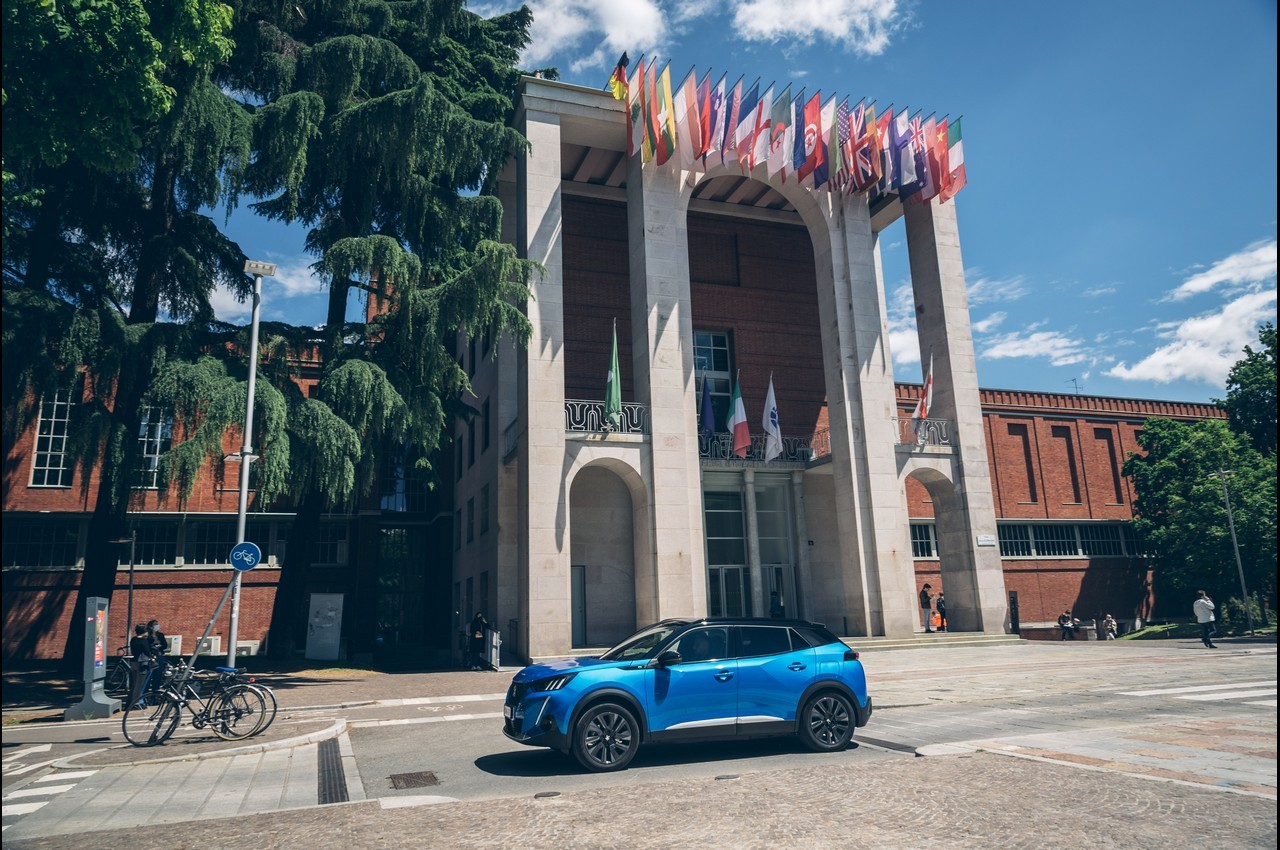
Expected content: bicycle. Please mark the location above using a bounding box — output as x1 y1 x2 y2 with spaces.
193 665 279 736
103 647 134 699
122 660 269 747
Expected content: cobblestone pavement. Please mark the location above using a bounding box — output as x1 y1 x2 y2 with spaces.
6 750 1276 850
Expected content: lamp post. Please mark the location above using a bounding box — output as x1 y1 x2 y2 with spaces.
227 260 276 667
109 531 137 649
1208 469 1254 636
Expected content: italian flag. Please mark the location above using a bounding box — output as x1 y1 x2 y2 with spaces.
727 375 750 458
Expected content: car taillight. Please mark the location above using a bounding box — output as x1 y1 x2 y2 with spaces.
843 649 859 661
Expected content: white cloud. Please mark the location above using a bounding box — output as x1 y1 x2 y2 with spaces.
1082 285 1116 298
1106 289 1278 385
731 0 906 56
981 329 1090 367
886 282 919 365
210 256 324 324
1168 239 1277 301
965 272 1029 305
971 311 1007 333
492 0 667 70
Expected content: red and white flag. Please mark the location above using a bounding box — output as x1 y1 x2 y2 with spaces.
910 354 933 444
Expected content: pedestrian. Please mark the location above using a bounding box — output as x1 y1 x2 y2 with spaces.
769 591 785 619
936 593 947 632
919 583 934 633
147 619 169 683
1057 610 1078 640
128 624 157 708
1103 613 1118 640
1193 590 1217 648
468 611 489 671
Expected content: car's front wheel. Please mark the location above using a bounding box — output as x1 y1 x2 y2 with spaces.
798 691 854 752
572 702 639 772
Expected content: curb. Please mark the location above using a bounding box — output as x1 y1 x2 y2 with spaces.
50 717 348 769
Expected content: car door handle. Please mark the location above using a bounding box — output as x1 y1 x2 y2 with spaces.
787 662 807 671
714 671 734 682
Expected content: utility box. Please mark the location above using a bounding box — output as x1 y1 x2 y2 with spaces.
485 628 502 671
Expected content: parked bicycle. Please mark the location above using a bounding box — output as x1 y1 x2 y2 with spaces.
122 660 271 747
103 646 134 699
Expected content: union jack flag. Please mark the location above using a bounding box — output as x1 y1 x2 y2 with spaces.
909 114 927 154
851 100 868 140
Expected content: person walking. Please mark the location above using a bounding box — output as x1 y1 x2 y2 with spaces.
919 584 934 633
468 612 489 671
1193 590 1218 648
146 619 169 684
935 593 947 632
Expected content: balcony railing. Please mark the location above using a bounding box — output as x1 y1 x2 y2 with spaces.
894 417 953 447
564 400 649 434
698 433 815 464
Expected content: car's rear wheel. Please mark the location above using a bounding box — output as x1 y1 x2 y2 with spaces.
572 702 639 772
798 691 854 752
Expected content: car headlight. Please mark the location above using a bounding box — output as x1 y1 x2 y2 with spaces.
538 672 578 692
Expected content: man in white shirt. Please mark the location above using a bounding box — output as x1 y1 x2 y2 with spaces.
1192 589 1218 649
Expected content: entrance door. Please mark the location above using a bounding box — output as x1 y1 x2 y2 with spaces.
708 566 752 617
765 565 797 619
571 565 587 647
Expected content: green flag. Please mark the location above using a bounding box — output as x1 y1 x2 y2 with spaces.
605 320 621 430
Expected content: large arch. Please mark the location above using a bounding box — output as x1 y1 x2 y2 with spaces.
902 463 984 632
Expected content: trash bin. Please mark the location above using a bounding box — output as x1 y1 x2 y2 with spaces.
485 628 502 671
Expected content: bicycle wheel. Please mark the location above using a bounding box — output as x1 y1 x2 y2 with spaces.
122 692 180 747
246 683 278 736
104 661 132 699
209 685 268 741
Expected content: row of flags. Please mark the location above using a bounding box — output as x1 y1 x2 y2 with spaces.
608 53 967 204
700 371 784 461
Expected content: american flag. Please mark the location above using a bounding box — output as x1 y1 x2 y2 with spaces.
834 100 852 191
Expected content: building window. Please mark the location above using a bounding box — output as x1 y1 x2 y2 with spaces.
30 385 77 487
482 325 492 357
479 570 489 617
1079 524 1125 557
314 522 349 565
132 521 179 566
467 418 476 467
910 523 937 559
482 398 491 452
1 516 81 568
183 520 237 565
466 498 475 543
998 524 1032 558
694 331 733 433
480 485 490 535
456 436 463 481
1030 524 1079 557
454 510 462 550
134 406 174 489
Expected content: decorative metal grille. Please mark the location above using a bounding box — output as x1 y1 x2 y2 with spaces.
894 417 953 447
698 433 813 463
564 400 649 434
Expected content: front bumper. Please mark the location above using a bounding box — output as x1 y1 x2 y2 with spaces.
502 694 571 750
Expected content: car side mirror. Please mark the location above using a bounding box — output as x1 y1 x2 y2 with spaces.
656 650 682 667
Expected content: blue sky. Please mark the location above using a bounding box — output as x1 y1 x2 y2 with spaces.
216 0 1277 404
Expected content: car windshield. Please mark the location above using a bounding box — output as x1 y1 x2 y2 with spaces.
599 622 684 661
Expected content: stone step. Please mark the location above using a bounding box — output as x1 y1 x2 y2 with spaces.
843 633 1025 652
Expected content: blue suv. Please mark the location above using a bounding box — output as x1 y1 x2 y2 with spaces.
503 618 872 771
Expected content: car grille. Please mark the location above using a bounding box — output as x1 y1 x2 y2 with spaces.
507 681 531 706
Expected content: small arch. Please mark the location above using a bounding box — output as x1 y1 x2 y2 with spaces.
567 459 645 646
903 466 978 631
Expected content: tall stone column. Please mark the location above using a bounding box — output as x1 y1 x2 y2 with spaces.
903 199 1006 634
742 469 763 617
627 162 708 622
790 470 813 621
517 104 570 657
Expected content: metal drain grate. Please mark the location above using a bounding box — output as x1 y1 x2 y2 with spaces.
389 771 440 789
317 738 349 804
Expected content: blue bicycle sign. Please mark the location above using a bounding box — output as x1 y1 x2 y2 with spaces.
229 541 262 572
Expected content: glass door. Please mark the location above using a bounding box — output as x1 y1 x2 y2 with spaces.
704 490 751 617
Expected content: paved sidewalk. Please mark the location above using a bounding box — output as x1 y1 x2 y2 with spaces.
6 750 1276 850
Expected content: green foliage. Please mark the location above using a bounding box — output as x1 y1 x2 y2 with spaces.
1124 418 1277 614
1217 322 1277 455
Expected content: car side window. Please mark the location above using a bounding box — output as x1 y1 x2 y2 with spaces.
737 626 793 658
671 627 729 663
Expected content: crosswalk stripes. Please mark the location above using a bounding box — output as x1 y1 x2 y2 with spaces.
1118 681 1277 704
1 769 98 832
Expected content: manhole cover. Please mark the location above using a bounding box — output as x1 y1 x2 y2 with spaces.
389 771 440 789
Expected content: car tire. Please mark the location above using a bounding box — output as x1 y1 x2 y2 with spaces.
571 702 639 772
798 691 854 752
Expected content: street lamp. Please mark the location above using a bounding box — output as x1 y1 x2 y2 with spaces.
227 260 276 666
1208 469 1254 635
109 531 137 649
